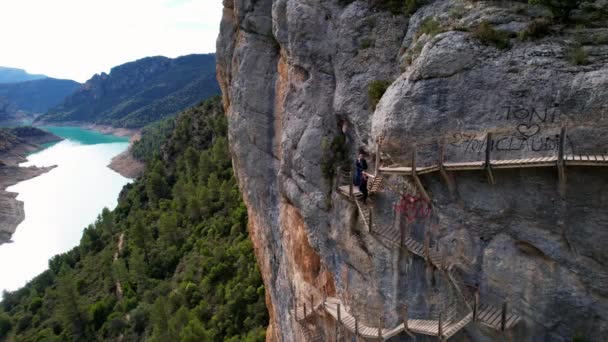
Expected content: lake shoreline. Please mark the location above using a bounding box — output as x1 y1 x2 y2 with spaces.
0 128 63 245
0 125 136 246
108 132 145 179
0 165 56 245
33 122 145 179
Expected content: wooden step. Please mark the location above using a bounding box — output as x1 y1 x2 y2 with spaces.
477 304 521 330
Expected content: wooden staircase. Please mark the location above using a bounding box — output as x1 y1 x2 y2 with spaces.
292 303 324 341
292 295 521 341
365 172 384 194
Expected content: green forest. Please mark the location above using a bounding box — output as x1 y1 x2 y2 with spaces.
0 97 268 341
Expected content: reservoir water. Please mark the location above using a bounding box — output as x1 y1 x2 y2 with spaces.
0 127 131 294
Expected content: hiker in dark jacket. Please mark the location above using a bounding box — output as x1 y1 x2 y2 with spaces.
353 153 368 186
360 174 369 204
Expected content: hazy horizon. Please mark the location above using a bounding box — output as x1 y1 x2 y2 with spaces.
0 0 222 83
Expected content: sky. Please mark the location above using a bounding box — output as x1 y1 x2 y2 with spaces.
0 0 223 82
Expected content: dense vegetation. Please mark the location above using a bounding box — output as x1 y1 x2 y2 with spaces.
0 97 268 341
0 78 80 115
131 117 176 162
473 21 512 50
368 80 391 109
35 54 220 128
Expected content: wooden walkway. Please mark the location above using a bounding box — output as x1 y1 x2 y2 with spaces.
336 171 384 200
380 153 608 175
292 303 324 342
477 303 521 330
292 296 517 340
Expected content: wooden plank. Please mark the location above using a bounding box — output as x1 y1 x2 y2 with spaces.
505 313 520 329
362 327 374 336
486 309 502 328
489 309 503 327
482 307 499 325
477 307 493 322
421 320 436 334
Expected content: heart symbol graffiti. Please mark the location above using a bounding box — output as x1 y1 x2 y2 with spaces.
517 123 540 138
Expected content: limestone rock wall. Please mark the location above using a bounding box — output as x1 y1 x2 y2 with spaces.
217 0 608 341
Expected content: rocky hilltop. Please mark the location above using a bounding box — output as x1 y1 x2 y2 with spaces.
217 0 608 341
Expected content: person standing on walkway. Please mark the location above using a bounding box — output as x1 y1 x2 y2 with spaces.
360 174 369 204
353 153 368 187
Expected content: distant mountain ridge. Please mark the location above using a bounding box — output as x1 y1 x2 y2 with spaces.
35 54 220 128
0 78 81 113
0 67 46 84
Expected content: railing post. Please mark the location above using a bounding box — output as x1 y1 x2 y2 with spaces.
304 303 307 319
310 294 314 313
411 145 417 175
473 291 479 321
501 301 507 331
375 137 381 175
485 133 495 185
424 230 431 267
400 217 405 247
438 312 443 339
411 145 430 201
295 297 298 321
336 166 341 191
355 316 359 336
368 208 373 233
438 138 455 192
402 305 415 338
336 303 341 342
349 171 354 199
557 126 567 197
402 305 409 331
337 303 341 324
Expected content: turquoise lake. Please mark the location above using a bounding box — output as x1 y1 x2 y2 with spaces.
0 127 131 293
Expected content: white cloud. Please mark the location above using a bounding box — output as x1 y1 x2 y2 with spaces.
0 0 223 82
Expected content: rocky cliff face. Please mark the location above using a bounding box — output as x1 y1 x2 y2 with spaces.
217 0 608 341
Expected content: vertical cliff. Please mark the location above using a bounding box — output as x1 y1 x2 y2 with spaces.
217 0 608 341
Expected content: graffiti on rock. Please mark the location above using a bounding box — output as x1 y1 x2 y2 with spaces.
394 194 432 222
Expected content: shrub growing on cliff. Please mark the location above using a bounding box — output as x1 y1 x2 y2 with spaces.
368 80 392 109
518 17 552 40
529 0 582 21
405 0 423 15
567 44 589 65
417 18 445 38
473 21 511 49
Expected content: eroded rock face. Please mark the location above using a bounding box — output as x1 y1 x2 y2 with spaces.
217 0 608 340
